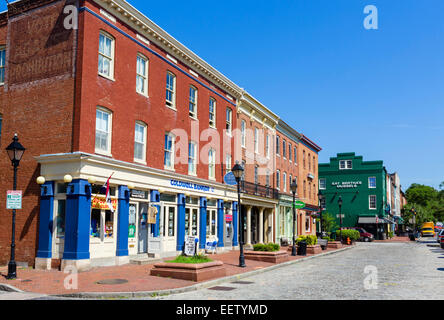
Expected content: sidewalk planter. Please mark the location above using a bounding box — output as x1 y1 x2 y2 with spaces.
150 261 226 282
244 250 289 264
327 241 343 249
306 245 322 255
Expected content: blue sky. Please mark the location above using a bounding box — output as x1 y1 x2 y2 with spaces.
2 0 443 190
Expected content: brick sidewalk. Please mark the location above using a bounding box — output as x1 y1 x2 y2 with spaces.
374 236 410 243
0 246 348 296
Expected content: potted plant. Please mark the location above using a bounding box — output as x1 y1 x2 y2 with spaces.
246 243 289 263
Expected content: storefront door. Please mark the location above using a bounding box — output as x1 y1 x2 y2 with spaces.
138 203 149 254
224 204 233 247
161 204 177 253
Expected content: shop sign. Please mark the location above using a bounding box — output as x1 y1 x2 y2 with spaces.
331 181 362 189
223 172 237 186
130 189 148 199
92 197 117 211
147 206 158 224
170 179 215 193
293 200 305 209
225 214 233 222
184 235 198 256
6 190 22 210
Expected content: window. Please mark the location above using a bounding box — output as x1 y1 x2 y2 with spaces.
369 177 377 188
276 136 280 155
56 200 66 239
98 32 114 79
283 172 287 192
166 72 176 108
134 122 147 162
185 208 199 236
289 144 292 162
226 108 232 134
207 209 217 237
303 150 306 168
320 197 326 210
90 209 115 240
303 180 306 198
136 54 148 95
0 46 5 85
276 170 280 190
254 166 259 184
241 160 246 181
95 107 112 155
339 160 353 170
289 175 292 191
308 153 311 171
189 86 198 118
266 170 270 187
283 140 286 158
241 120 246 148
226 154 232 172
208 148 216 179
313 156 316 173
266 134 270 158
209 98 216 128
164 133 175 170
308 183 311 200
254 128 259 154
188 141 197 175
369 195 377 210
294 147 297 163
319 178 326 190
305 216 311 232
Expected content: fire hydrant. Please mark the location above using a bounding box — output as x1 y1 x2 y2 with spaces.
347 237 351 245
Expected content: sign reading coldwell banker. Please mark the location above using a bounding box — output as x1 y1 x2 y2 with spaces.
170 180 215 193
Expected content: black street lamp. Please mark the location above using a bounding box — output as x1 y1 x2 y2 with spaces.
232 162 245 267
318 192 324 234
5 134 26 280
290 178 298 256
338 196 343 243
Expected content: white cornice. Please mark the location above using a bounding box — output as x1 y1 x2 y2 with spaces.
92 0 243 99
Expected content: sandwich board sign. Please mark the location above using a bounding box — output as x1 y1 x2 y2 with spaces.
184 235 198 256
7 190 22 210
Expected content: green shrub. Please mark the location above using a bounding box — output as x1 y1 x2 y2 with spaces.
166 254 213 264
388 231 394 239
295 235 318 245
253 243 280 252
335 229 360 241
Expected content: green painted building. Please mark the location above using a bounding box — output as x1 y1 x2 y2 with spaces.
318 153 394 239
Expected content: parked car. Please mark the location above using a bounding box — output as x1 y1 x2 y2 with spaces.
441 236 444 250
352 227 374 242
437 229 444 243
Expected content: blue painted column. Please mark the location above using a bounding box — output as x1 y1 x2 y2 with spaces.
150 190 160 237
116 185 130 257
232 201 239 246
199 197 207 249
36 181 55 259
217 199 224 247
63 179 91 261
176 193 186 251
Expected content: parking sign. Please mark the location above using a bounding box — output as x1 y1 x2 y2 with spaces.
7 190 22 210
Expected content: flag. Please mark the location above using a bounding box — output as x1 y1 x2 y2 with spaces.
103 173 114 213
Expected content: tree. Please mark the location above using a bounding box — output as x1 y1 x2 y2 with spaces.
405 184 438 207
321 212 338 233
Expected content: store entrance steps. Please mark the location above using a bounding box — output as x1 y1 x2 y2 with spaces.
129 254 163 265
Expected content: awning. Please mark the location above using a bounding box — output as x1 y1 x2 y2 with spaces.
384 218 395 224
358 216 379 224
394 216 405 224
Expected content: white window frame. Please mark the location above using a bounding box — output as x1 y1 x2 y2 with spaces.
266 134 270 159
98 31 115 80
136 54 148 96
95 107 112 156
276 170 280 190
226 154 232 172
0 46 5 85
283 172 287 192
294 146 297 164
166 71 176 109
134 121 147 163
188 141 197 175
276 136 280 156
164 132 175 170
288 144 292 163
241 120 246 148
369 195 377 210
283 140 287 159
319 178 326 190
368 177 377 189
208 148 216 180
340 160 353 170
189 86 198 119
209 98 216 128
226 108 232 135
254 128 259 154
305 215 311 232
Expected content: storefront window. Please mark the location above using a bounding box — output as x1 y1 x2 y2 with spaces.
129 204 136 238
56 200 66 239
186 197 198 205
160 193 176 203
91 209 101 238
105 210 114 238
168 207 175 236
305 215 311 232
207 209 217 237
56 183 68 194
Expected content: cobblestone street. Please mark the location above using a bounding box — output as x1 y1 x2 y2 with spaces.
149 240 444 300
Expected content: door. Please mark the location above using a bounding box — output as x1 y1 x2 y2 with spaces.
162 204 177 252
138 203 148 253
224 205 233 247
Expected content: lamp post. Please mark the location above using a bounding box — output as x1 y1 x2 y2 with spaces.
318 192 324 235
338 196 343 243
232 163 245 267
290 178 298 256
5 134 26 280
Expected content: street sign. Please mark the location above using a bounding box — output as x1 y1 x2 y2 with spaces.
223 171 237 186
293 201 305 209
6 190 22 210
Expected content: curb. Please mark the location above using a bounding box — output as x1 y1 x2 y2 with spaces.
0 283 24 293
49 246 355 299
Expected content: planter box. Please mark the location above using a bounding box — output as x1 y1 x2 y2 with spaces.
327 241 343 249
306 245 322 254
245 250 289 264
150 261 226 282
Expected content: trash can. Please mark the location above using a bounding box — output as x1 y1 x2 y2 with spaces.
408 232 415 241
297 241 307 256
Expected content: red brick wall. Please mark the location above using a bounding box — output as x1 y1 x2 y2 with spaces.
0 0 76 265
275 131 298 194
